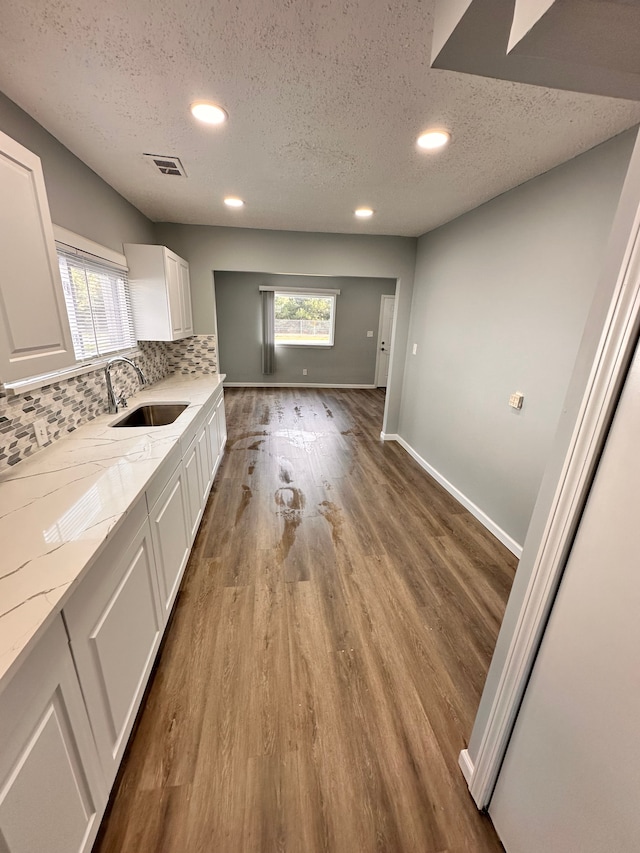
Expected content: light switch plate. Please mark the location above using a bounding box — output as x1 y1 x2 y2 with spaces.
412 343 418 355
367 330 373 337
509 392 524 410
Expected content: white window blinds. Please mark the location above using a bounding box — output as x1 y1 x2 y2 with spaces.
57 246 136 360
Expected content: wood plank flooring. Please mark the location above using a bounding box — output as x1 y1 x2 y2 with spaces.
94 388 515 853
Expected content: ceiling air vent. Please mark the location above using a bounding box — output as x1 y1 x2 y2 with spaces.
143 153 187 177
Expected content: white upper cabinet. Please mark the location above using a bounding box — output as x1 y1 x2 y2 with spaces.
0 130 75 383
124 244 194 341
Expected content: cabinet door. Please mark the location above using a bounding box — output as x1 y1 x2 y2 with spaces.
63 511 163 787
197 420 212 502
165 251 183 338
0 616 106 853
183 434 203 543
148 462 191 621
206 402 221 479
0 130 75 382
216 391 227 450
179 259 193 336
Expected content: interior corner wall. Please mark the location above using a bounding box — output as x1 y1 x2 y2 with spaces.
152 224 417 431
398 128 637 549
0 91 154 251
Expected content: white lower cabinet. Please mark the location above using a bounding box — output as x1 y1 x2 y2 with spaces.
0 616 106 853
0 384 227 850
63 500 163 787
147 459 191 622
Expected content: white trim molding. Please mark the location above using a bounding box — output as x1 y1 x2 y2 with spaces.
3 348 142 395
52 224 128 269
458 749 474 787
258 285 341 295
465 184 640 810
390 435 522 557
224 382 376 389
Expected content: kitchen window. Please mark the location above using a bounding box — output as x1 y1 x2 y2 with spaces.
273 291 337 347
57 244 136 360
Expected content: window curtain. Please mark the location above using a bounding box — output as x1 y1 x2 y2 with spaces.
261 289 275 375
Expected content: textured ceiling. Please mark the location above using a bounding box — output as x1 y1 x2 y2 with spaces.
1 0 640 237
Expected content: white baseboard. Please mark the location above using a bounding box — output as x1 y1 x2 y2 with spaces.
380 431 399 441
224 382 377 389
458 749 474 787
390 435 523 558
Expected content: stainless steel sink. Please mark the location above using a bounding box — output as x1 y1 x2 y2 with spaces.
111 403 189 427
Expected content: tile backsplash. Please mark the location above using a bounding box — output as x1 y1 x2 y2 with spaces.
0 335 217 471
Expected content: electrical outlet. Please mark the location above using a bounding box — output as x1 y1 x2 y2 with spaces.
302 368 308 376
509 392 524 410
367 330 373 337
33 418 49 448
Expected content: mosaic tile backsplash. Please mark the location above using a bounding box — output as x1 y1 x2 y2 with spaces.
0 335 217 471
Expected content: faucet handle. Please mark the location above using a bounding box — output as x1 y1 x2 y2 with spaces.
118 395 128 409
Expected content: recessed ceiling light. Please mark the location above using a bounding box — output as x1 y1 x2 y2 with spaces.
355 207 374 218
417 129 451 150
224 197 244 208
190 102 228 125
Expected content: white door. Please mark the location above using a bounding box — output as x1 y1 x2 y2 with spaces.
489 337 640 852
375 295 395 387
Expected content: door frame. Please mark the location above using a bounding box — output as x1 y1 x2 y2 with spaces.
375 294 395 387
461 159 640 809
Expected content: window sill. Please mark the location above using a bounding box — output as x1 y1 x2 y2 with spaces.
2 348 142 395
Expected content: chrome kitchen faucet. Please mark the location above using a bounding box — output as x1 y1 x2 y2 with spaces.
105 356 147 413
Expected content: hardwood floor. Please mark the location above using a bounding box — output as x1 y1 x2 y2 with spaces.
94 388 515 853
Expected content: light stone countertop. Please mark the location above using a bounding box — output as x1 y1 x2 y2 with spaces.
0 372 225 692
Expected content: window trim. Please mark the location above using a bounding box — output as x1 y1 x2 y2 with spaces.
2 349 142 395
261 286 340 349
52 225 128 269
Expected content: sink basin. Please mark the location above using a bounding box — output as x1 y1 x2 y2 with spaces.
111 403 189 428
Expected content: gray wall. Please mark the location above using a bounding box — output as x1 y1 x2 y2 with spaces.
398 129 636 549
0 92 153 251
154 224 416 432
215 271 395 384
468 126 640 766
